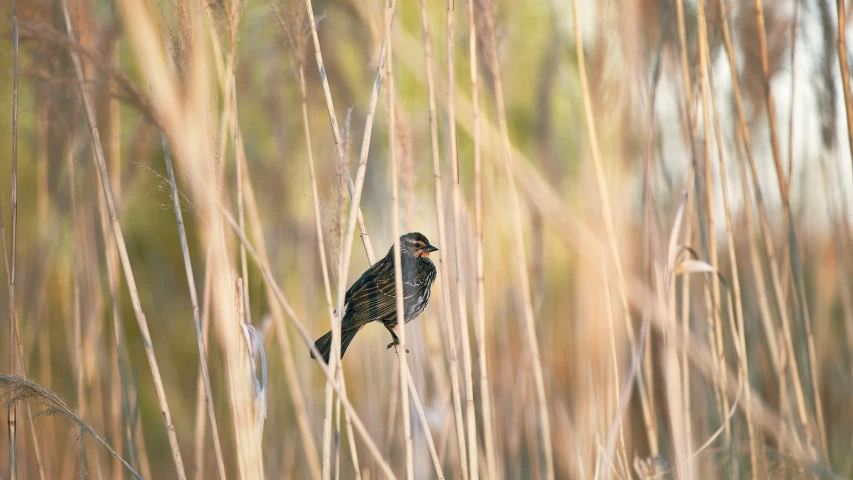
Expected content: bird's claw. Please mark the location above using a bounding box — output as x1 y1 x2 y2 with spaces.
386 339 409 353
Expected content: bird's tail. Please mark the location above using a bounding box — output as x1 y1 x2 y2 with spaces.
311 326 364 364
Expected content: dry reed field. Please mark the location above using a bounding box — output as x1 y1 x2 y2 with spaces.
2 0 853 478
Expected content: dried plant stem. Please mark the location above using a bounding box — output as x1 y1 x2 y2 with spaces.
193 248 213 480
416 0 470 477
385 1 414 476
484 5 553 478
238 147 321 480
752 0 825 457
9 0 19 475
67 137 87 475
719 2 814 455
303 0 376 265
839 1 853 209
61 1 187 477
3 18 45 472
446 1 479 478
297 58 348 480
697 2 758 475
468 0 497 477
221 210 398 480
161 135 227 480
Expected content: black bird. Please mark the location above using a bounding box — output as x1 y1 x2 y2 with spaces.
312 232 438 364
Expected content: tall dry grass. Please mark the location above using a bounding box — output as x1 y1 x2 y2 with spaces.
2 0 853 478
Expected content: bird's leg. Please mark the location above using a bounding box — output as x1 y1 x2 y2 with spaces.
385 325 409 353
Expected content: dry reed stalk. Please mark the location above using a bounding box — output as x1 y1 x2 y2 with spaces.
238 149 322 479
718 2 815 455
468 0 496 474
482 4 553 478
198 7 322 473
752 0 826 460
193 248 214 480
680 189 694 464
786 0 799 189
296 45 350 480
61 0 187 476
697 2 758 475
416 0 470 477
564 0 655 466
234 86 252 330
694 0 728 441
66 136 88 476
303 0 377 264
220 210 398 479
601 260 628 480
301 0 394 473
94 162 137 474
107 36 125 480
674 0 727 435
9 0 20 475
161 135 227 479
2 37 46 472
840 0 853 182
445 1 479 478
384 1 414 476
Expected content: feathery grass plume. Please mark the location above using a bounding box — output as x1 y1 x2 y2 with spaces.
0 374 142 480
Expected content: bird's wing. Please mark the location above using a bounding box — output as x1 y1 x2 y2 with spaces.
342 261 424 327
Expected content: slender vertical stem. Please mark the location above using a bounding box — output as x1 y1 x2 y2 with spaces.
303 0 377 264
416 0 470 476
386 2 414 475
162 135 228 480
752 0 825 457
446 1 479 478
297 59 348 480
468 0 497 477
67 139 88 477
484 4 553 477
700 4 760 473
8 0 19 476
61 1 187 476
719 0 815 455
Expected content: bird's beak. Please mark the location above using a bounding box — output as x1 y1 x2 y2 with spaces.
423 244 439 252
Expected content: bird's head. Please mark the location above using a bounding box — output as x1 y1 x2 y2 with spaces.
400 232 438 259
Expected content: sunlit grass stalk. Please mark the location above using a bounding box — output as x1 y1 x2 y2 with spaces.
751 0 826 458
839 0 853 185
693 0 727 442
4 17 45 472
61 1 187 476
193 248 214 480
161 134 227 479
303 0 377 264
697 1 758 474
416 0 470 476
385 1 414 474
484 3 552 477
9 0 20 475
718 1 814 455
445 1 479 478
674 0 727 436
296 52 350 480
467 0 497 477
238 149 321 479
66 132 88 477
